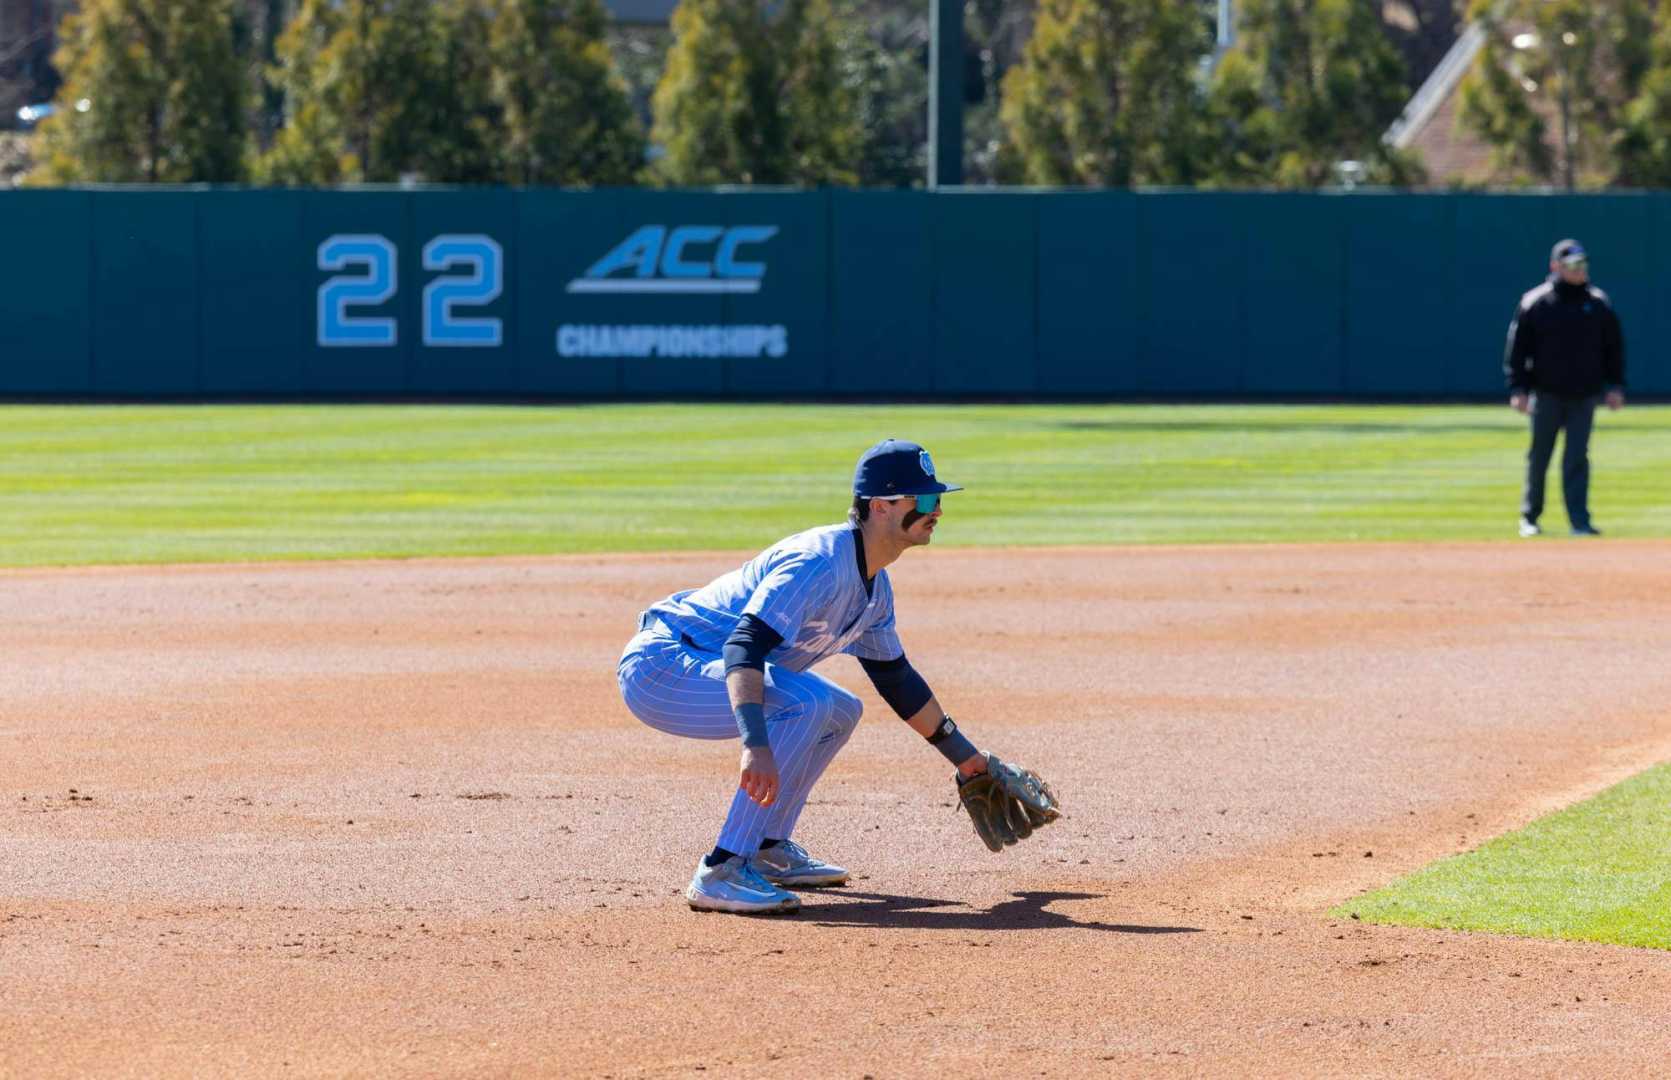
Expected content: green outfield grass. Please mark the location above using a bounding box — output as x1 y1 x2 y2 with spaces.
1335 764 1671 951
0 403 1666 566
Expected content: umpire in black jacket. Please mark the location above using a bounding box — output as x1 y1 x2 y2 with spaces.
1504 238 1626 537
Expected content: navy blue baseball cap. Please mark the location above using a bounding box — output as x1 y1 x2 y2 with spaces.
853 439 963 498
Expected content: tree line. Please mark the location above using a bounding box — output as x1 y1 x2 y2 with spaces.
27 0 1671 188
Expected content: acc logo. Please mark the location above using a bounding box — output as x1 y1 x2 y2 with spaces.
920 450 936 477
566 225 779 295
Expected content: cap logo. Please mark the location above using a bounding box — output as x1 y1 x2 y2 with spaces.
919 450 935 477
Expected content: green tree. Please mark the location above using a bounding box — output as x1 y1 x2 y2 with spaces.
650 0 860 185
422 0 502 183
257 0 495 183
1199 48 1281 186
1461 0 1654 188
30 0 247 183
998 0 1212 186
1618 13 1671 185
848 7 927 187
255 0 347 183
778 0 862 182
1206 0 1419 187
488 0 644 185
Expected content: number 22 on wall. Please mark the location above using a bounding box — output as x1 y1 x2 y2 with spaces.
317 234 504 348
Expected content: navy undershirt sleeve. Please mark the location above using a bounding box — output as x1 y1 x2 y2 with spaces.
723 613 785 675
724 614 785 747
857 653 934 720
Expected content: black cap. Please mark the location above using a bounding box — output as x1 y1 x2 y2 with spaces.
852 439 963 498
1551 238 1587 262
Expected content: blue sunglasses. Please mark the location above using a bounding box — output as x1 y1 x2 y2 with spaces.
876 492 943 514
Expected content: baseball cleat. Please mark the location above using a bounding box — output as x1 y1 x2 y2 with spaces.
685 855 801 914
1570 524 1602 537
1518 518 1542 538
751 839 849 887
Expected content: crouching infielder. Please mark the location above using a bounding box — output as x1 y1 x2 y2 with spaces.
616 439 1060 915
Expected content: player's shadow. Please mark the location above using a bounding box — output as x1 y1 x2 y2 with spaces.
801 889 1201 934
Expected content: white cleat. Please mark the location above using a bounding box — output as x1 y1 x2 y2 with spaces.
685 855 801 914
752 839 850 887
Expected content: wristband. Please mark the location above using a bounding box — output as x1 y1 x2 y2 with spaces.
926 714 977 767
733 702 769 748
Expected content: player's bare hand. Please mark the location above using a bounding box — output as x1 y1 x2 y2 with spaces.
1509 393 1530 415
739 746 779 806
1606 389 1625 411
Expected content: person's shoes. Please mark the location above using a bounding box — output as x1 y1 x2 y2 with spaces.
1518 518 1542 538
685 855 801 914
1571 524 1603 537
752 839 850 887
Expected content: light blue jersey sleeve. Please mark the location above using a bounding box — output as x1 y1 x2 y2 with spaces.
844 575 903 661
740 551 838 644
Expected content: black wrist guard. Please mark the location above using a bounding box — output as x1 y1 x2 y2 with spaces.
926 714 977 767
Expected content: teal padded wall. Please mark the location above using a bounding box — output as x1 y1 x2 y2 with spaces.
828 191 933 395
1451 194 1550 398
1243 194 1347 395
516 189 619 396
0 188 1665 398
1035 191 1140 394
91 190 199 395
1141 192 1246 394
1343 194 1456 396
199 190 307 394
0 190 92 393
932 192 1036 394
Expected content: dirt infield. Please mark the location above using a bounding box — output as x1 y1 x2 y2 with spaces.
5 541 1671 1078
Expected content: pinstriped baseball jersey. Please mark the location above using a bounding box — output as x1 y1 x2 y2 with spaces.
644 524 902 670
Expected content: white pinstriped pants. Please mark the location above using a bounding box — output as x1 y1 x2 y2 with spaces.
617 627 862 856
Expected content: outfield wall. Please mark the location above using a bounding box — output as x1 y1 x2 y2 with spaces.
2 188 1664 398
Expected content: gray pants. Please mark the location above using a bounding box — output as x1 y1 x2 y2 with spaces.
1522 392 1598 528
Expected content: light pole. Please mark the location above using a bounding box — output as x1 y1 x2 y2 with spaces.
929 0 963 188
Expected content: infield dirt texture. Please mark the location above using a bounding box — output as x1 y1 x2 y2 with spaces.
5 539 1671 1076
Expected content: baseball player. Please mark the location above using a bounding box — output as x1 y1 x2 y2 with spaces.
617 439 1060 914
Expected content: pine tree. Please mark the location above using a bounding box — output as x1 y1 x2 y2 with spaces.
255 0 345 183
30 0 247 183
1198 49 1281 186
487 0 644 186
257 0 490 183
998 0 1211 187
651 0 780 184
650 0 860 185
422 0 502 183
1206 0 1419 187
1460 0 1654 188
778 0 861 184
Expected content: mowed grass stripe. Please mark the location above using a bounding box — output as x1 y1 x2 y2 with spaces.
1335 764 1671 951
0 403 1666 566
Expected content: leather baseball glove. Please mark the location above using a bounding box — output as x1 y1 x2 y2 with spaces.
956 752 1061 852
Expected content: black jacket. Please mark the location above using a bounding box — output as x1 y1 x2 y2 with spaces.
1503 276 1625 397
